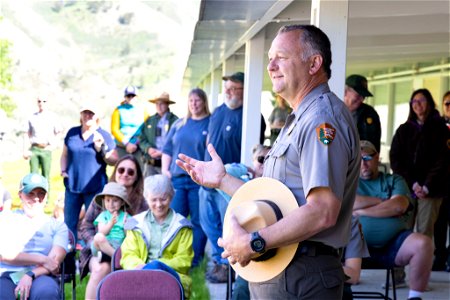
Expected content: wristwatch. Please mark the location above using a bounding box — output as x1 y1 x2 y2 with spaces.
26 271 36 281
250 231 266 254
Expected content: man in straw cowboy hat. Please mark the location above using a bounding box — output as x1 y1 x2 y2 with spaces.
139 92 178 177
177 24 360 299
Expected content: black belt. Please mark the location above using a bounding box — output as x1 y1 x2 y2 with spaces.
296 241 341 257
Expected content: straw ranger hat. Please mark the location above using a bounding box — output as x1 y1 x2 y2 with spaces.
223 177 299 282
148 92 175 104
94 182 131 209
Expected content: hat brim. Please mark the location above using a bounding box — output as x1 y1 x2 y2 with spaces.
354 88 373 98
148 98 175 104
223 177 299 282
93 193 131 209
222 76 243 83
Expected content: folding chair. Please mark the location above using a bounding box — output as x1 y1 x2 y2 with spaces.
96 269 184 300
352 258 397 300
111 247 122 271
60 229 77 300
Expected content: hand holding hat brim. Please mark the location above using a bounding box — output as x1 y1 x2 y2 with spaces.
222 177 299 283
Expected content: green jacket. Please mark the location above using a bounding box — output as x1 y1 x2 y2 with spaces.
139 111 178 162
120 209 193 297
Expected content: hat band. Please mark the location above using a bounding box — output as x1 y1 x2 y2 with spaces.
252 200 283 262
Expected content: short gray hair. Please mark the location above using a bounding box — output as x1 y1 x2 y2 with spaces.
143 175 174 200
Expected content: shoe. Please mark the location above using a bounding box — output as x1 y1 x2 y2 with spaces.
206 264 228 283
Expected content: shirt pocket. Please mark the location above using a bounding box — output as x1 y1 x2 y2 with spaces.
266 142 289 183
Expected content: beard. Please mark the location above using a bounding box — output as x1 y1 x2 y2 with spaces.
224 97 242 110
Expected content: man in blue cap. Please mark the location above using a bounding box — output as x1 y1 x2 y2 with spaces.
0 173 68 300
344 74 382 152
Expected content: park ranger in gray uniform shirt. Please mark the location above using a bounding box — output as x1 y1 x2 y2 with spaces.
177 24 360 299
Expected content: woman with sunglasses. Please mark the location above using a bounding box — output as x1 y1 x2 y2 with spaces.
161 88 210 268
390 89 449 241
79 155 148 299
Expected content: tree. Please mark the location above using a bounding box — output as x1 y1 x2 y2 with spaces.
0 16 16 117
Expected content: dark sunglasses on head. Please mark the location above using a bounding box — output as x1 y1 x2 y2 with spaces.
117 167 136 176
361 155 373 161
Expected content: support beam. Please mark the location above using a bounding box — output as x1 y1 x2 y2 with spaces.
242 30 265 166
209 68 221 111
311 0 349 99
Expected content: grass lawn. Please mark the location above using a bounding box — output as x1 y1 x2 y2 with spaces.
1 149 210 299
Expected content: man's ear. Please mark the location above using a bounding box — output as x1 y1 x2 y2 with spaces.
309 55 323 75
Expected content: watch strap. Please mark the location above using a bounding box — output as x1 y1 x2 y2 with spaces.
26 271 35 281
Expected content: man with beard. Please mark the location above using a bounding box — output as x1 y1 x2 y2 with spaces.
199 72 266 283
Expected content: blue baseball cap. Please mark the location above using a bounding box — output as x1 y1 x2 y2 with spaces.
19 173 49 194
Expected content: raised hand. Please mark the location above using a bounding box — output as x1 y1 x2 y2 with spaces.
176 144 226 189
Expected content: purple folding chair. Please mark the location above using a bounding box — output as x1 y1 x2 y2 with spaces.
111 247 122 271
96 269 184 300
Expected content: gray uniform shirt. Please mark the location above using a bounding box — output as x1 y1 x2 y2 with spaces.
263 83 360 248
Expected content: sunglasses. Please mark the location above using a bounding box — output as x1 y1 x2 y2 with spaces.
38 100 47 103
117 167 136 177
361 155 373 161
444 102 450 107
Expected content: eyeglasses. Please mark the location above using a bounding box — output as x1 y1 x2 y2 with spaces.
117 167 136 177
410 98 427 105
225 87 243 93
24 191 46 202
37 100 47 103
361 155 373 161
256 156 265 164
444 102 450 107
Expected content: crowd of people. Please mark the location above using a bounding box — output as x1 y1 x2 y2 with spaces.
0 23 449 300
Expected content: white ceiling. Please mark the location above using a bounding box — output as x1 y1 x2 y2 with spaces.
182 0 450 91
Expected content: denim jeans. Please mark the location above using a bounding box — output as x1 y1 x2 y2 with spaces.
0 273 61 300
143 260 181 284
171 175 207 267
64 189 98 242
199 188 229 265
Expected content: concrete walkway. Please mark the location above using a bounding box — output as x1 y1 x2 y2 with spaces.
207 268 450 300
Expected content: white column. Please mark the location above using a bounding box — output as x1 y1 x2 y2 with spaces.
241 30 265 166
311 0 349 100
210 68 221 111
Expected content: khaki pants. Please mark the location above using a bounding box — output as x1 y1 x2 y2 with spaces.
415 196 443 238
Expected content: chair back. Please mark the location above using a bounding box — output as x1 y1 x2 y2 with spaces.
96 269 184 300
111 247 122 271
60 229 77 300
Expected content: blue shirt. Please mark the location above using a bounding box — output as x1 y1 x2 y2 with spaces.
64 126 116 193
0 211 68 275
162 117 209 177
205 104 242 164
357 172 413 248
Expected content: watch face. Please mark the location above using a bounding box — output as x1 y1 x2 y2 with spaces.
251 232 265 253
253 239 264 251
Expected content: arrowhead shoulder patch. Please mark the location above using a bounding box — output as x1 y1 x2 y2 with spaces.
316 123 336 145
